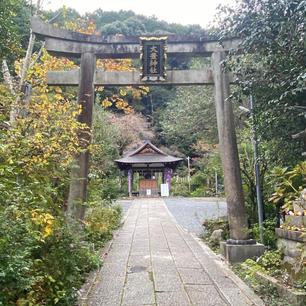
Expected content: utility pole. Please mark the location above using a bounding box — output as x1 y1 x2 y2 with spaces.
187 156 191 192
215 170 218 195
250 94 264 244
150 94 153 114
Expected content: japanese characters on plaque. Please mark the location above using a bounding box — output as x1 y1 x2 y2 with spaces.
140 37 167 81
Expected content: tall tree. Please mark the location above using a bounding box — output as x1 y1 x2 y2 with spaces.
217 0 306 166
159 86 217 156
0 0 22 60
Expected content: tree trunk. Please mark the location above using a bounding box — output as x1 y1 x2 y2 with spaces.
2 60 18 123
212 51 249 240
2 60 15 95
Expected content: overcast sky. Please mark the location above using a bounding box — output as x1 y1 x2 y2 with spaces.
43 0 236 28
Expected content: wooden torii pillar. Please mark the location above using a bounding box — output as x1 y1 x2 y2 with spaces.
31 17 250 244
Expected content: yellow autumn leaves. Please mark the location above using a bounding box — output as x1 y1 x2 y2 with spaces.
30 209 55 240
101 93 131 113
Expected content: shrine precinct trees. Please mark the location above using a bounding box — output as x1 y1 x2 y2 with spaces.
160 86 218 156
214 0 305 246
217 0 306 166
0 0 23 60
0 11 136 305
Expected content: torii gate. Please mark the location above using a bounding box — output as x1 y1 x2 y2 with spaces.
31 17 250 246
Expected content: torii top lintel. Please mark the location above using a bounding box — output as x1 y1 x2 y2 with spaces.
31 17 241 59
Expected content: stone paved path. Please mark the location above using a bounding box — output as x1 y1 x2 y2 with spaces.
87 198 264 306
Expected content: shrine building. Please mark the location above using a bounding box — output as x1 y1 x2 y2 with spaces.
115 141 182 197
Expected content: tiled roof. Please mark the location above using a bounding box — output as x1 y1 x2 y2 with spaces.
115 140 182 165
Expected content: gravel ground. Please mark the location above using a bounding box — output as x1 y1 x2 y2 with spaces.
164 198 227 236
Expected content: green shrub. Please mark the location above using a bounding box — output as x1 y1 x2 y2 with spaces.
257 249 283 275
234 263 293 306
190 173 206 191
88 176 121 202
190 187 205 197
101 178 121 201
241 249 283 277
269 162 306 212
202 218 230 251
24 225 100 306
249 218 278 249
85 203 122 248
170 180 190 197
0 207 39 305
0 208 101 306
203 217 230 238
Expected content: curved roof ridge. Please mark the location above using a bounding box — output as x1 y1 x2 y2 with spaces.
114 141 183 169
129 140 167 157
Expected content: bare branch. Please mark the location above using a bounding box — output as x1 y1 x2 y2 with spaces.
48 10 62 23
2 60 18 123
2 60 16 95
29 41 45 69
18 0 43 92
292 129 306 139
12 0 43 123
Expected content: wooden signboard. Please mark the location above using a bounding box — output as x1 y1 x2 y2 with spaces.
139 179 158 190
140 37 167 81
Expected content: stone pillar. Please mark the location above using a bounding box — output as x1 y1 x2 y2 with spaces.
67 52 96 221
212 51 248 240
128 169 133 197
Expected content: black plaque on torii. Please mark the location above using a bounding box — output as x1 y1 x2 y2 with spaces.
140 37 167 82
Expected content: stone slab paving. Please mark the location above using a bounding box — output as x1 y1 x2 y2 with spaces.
87 198 264 306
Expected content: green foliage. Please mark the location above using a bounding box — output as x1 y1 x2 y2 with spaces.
234 250 299 304
234 263 293 306
85 204 122 248
267 161 306 269
100 17 146 36
88 176 121 202
203 218 230 238
160 86 217 156
219 0 305 97
217 0 306 166
189 188 205 197
257 250 284 275
0 207 39 304
0 206 101 306
241 249 284 278
249 218 278 249
0 52 123 306
91 9 207 36
202 218 230 251
237 124 277 223
23 225 100 306
169 179 190 197
0 0 23 59
190 173 206 192
268 161 306 211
